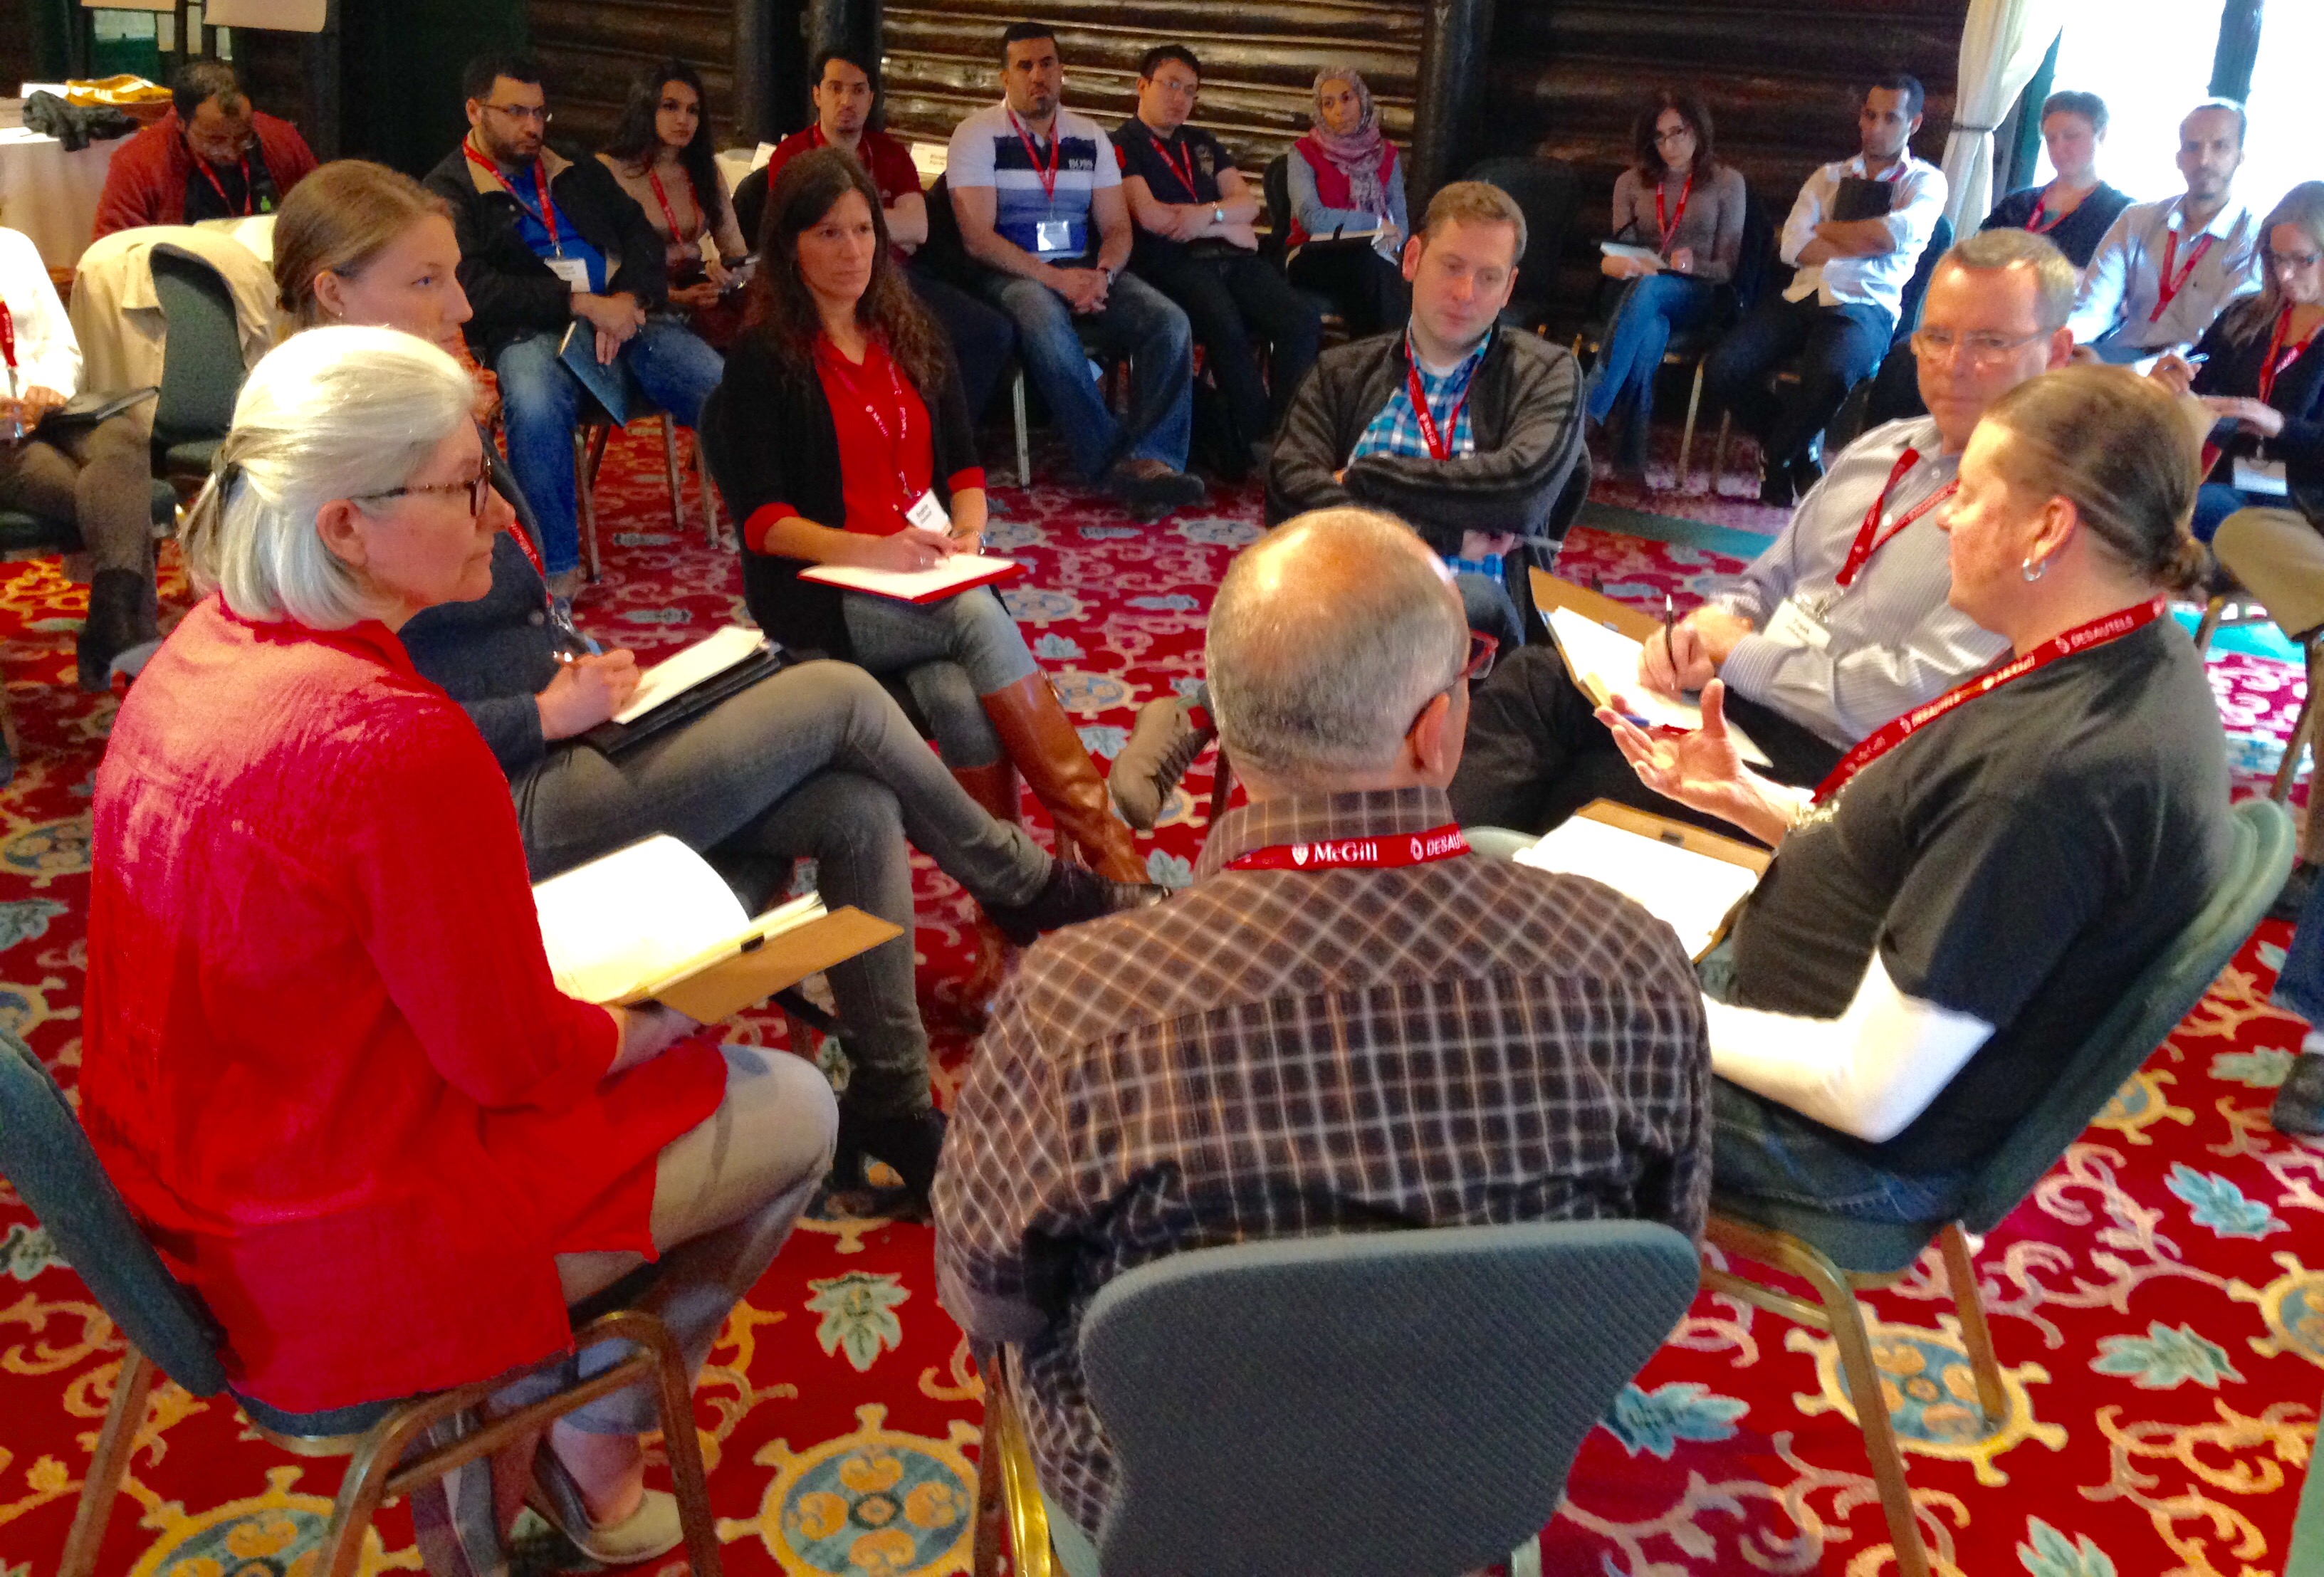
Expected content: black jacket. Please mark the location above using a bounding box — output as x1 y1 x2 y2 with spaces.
2190 306 2324 515
703 333 982 661
423 140 670 362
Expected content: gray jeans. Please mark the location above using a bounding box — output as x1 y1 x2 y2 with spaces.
841 586 1039 770
498 1044 839 1434
509 659 1052 1114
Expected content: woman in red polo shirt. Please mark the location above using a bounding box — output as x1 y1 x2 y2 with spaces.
80 326 835 1567
703 149 1150 991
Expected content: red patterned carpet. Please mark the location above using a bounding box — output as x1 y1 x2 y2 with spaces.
0 424 2319 1577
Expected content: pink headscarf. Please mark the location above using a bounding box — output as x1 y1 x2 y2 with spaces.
1309 67 1388 216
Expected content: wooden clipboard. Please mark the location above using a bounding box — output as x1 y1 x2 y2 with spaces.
643 906 903 1024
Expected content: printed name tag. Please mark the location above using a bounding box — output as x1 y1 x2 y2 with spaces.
905 491 951 533
546 255 591 292
1035 220 1077 255
2234 456 2291 497
1766 596 1833 652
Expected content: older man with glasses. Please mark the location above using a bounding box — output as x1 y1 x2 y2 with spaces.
424 52 726 597
1452 228 2079 838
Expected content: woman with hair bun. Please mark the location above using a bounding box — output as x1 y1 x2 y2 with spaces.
1599 364 2232 1223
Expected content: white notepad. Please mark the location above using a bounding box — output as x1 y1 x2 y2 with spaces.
532 834 826 1005
798 553 1024 604
611 625 770 725
1515 817 1762 959
1546 607 1771 767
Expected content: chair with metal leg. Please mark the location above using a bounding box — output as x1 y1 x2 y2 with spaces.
1701 797 2292 1577
0 1027 725 1577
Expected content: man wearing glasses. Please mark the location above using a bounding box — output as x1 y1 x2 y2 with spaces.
91 60 318 239
426 53 725 597
1451 229 2075 839
1111 44 1320 473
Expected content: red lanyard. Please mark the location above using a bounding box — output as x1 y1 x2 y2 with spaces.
465 140 562 251
820 340 922 518
1150 131 1200 199
193 149 256 217
644 164 698 243
2258 305 2323 406
1404 338 1478 462
1655 172 1693 256
2150 226 2214 322
1226 824 1470 871
1007 110 1059 202
1836 449 1957 589
1813 598 2165 803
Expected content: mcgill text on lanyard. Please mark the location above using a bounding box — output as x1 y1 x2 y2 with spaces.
1768 447 1956 650
821 343 952 535
1811 598 2166 804
1225 824 1471 871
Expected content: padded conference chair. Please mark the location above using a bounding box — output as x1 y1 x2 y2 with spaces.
973 1220 1700 1577
1703 795 2293 1577
0 1028 724 1577
147 243 246 482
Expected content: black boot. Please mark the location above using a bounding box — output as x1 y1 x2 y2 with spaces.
983 859 1166 948
77 569 158 693
829 1104 949 1218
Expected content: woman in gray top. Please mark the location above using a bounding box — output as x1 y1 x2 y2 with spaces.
1586 90 1748 477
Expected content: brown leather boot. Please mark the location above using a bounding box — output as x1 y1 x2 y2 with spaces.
949 760 1021 1022
980 673 1149 884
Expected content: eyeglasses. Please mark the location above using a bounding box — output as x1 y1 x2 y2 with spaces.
361 471 493 518
482 103 553 125
1910 327 2048 367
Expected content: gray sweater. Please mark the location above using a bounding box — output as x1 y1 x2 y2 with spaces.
1611 163 1747 284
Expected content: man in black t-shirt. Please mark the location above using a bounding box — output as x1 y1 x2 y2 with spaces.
1112 46 1322 467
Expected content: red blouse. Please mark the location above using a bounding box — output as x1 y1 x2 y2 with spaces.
745 336 983 550
80 597 727 1413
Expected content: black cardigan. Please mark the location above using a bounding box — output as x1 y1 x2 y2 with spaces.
2190 305 2324 511
703 332 982 661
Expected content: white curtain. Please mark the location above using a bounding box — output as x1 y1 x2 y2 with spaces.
1940 0 2068 232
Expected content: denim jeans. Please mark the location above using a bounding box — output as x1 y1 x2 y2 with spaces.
1586 273 1724 448
977 268 1193 480
841 586 1039 770
508 660 1054 1116
495 315 728 575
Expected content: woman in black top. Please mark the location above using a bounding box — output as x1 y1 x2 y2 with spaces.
2151 182 2324 541
703 150 1149 896
1980 90 2133 271
1601 365 2230 1221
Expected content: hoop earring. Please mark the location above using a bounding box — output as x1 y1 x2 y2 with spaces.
2021 555 2048 582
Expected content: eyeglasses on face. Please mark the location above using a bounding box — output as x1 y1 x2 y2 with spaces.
361 471 494 518
482 103 553 125
1910 327 2047 366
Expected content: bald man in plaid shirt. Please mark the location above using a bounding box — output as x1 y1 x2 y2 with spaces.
932 508 1710 1554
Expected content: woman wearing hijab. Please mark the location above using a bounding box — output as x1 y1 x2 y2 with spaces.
1284 67 1411 337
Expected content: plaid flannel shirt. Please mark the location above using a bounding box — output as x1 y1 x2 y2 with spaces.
931 787 1712 1536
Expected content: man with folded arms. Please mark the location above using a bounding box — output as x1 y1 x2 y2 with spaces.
2068 99 2261 363
933 507 1709 1566
426 53 725 597
1451 229 2076 838
947 22 1205 520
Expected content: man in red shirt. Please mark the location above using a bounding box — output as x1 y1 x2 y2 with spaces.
91 61 318 239
757 50 1015 417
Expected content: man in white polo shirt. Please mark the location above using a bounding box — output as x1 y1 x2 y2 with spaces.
2068 98 2261 362
948 21 1205 519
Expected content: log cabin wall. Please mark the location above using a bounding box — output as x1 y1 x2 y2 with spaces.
527 0 743 155
1485 0 1970 243
878 0 1425 175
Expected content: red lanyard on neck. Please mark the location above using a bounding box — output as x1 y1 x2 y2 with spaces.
1150 130 1199 199
1007 110 1060 202
2258 305 2323 406
1404 336 1478 462
1226 824 1470 871
193 147 256 217
1836 448 1957 589
465 140 562 251
819 338 922 519
644 162 698 243
1813 598 2165 803
1655 171 1693 256
2150 225 2214 322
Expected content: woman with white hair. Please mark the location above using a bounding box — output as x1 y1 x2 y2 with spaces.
1284 66 1412 337
79 326 831 1565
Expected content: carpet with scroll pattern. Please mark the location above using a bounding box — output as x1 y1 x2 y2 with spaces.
0 424 2318 1577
